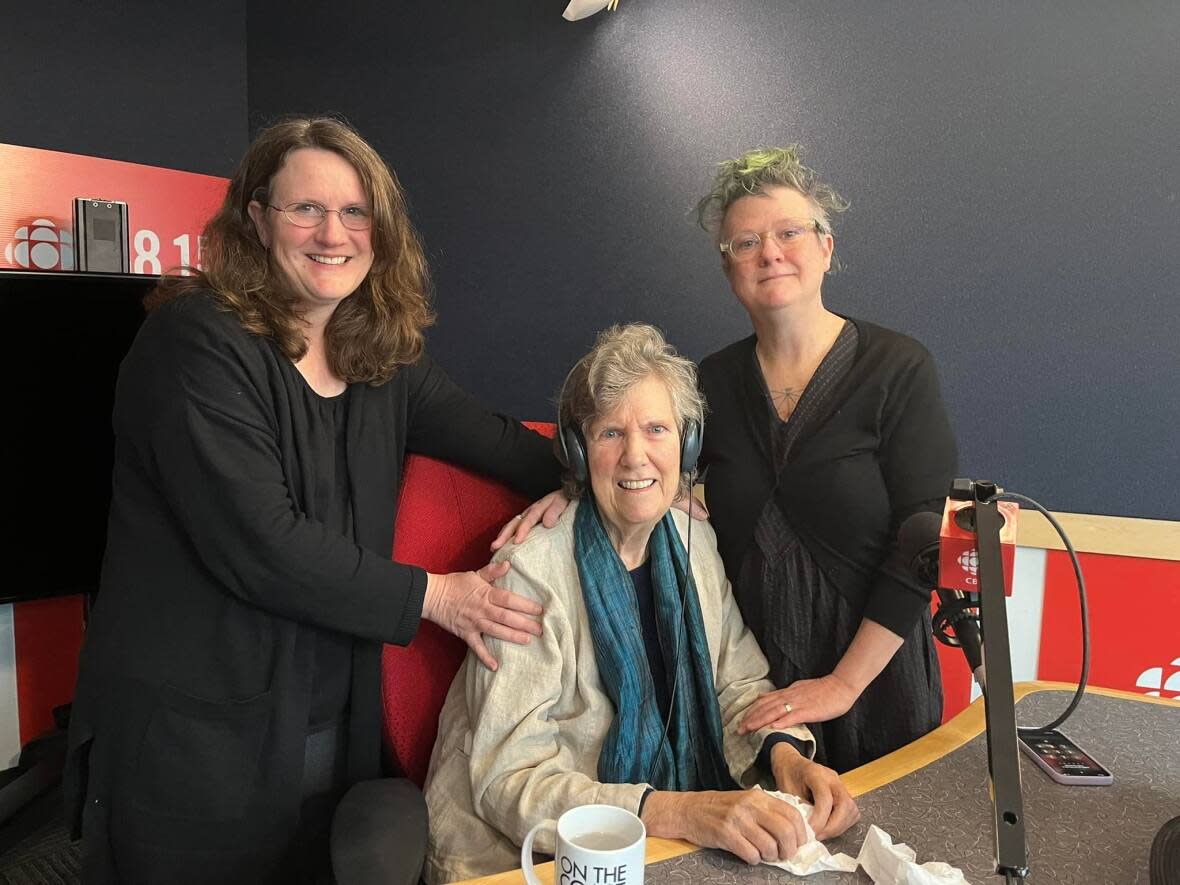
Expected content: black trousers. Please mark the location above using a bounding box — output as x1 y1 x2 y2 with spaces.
301 723 428 885
330 779 428 885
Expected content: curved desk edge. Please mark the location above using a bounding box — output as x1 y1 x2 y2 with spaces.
450 683 1179 885
449 836 696 884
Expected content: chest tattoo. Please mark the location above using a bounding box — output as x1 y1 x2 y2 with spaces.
767 386 801 420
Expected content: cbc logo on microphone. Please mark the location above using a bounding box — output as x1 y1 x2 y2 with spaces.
1135 657 1180 699
957 549 979 577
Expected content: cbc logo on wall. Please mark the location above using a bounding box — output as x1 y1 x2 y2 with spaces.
1136 657 1180 699
4 218 74 270
4 216 204 274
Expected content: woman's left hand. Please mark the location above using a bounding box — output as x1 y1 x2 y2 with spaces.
422 561 543 670
769 746 859 840
738 674 860 733
489 491 571 551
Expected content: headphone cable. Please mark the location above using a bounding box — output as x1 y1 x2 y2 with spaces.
646 472 696 787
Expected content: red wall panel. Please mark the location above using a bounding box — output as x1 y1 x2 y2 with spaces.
13 596 84 743
1037 551 1180 698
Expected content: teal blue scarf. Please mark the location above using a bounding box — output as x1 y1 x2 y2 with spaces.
574 496 737 791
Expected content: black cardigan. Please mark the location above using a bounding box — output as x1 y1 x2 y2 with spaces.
66 292 560 883
697 319 957 637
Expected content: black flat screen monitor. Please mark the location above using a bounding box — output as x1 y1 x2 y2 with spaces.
1 270 154 605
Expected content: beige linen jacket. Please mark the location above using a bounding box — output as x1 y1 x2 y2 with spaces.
422 502 814 884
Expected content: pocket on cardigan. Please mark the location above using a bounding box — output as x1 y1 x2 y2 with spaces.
131 683 272 823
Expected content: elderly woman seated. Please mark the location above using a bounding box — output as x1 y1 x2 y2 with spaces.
422 324 859 883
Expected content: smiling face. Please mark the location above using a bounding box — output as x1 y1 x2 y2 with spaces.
586 375 682 560
248 147 374 321
719 185 834 317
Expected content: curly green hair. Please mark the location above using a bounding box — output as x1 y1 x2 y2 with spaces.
695 145 849 235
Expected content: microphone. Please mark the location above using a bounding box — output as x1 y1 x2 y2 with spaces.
898 510 987 692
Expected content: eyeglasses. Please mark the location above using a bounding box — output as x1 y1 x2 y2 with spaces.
268 201 373 231
719 219 824 262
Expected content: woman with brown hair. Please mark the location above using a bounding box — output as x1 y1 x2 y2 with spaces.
66 117 562 885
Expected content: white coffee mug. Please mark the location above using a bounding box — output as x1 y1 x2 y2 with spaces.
520 803 646 885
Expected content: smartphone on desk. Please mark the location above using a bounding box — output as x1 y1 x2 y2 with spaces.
1019 729 1113 785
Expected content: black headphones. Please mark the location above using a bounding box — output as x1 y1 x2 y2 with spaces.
558 413 702 484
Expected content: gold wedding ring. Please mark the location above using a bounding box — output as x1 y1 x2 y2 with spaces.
783 702 793 714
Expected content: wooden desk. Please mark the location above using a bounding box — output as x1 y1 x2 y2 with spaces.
454 683 1179 884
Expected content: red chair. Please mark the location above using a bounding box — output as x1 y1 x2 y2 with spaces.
381 422 556 788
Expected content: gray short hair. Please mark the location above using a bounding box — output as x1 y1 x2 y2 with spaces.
696 146 849 271
557 323 705 500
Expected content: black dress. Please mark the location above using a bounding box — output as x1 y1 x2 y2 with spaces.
697 318 957 772
66 291 562 884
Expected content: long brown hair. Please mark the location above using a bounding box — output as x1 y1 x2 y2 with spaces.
150 117 434 384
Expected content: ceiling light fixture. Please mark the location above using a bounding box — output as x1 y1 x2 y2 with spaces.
563 0 620 22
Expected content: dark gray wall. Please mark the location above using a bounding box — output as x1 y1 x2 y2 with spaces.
6 2 1173 521
248 0 1180 521
0 0 248 175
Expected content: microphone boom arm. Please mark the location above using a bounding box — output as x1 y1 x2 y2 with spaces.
968 485 1029 882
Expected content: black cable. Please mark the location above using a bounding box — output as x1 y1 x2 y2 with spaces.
989 491 1090 735
931 594 979 648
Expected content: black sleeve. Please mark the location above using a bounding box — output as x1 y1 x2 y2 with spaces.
118 297 424 644
862 348 958 634
755 733 812 774
401 355 562 500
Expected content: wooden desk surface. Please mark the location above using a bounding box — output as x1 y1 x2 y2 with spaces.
452 682 1179 885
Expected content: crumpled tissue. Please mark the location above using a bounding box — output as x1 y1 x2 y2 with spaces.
759 790 858 875
761 789 971 884
855 824 971 885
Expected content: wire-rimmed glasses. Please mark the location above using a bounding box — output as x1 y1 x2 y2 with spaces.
719 219 824 262
267 201 373 231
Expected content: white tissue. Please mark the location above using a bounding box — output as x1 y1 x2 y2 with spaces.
855 825 970 885
760 790 858 875
760 790 971 884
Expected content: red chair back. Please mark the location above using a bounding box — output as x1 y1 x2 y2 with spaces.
381 422 556 787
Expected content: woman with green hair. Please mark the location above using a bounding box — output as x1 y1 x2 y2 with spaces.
696 146 958 772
